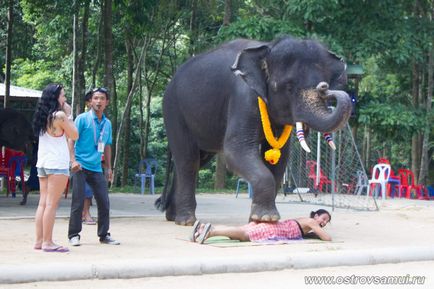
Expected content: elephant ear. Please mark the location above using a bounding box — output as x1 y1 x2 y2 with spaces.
328 50 347 86
231 44 270 102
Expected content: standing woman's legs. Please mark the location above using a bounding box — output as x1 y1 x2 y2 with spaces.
34 177 48 249
41 174 68 248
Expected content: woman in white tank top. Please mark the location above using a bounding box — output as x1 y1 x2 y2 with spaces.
33 84 78 252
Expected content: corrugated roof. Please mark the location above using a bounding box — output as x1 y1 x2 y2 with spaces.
0 83 42 98
347 64 364 76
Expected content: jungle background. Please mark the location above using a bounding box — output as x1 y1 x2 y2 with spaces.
1 0 433 192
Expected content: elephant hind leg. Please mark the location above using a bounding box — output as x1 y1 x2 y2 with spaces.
172 157 200 225
166 138 201 225
155 149 175 213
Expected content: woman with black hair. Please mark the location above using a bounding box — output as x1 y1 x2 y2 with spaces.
191 209 332 244
33 84 78 252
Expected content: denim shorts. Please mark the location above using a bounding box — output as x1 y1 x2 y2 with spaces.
37 167 70 177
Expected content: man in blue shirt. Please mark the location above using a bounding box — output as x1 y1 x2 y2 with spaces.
68 87 120 246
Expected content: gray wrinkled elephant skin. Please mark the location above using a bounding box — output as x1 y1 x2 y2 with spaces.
156 36 352 225
0 108 34 152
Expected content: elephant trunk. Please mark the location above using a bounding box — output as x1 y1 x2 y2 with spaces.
301 88 352 133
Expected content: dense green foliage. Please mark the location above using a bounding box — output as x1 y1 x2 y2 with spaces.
1 0 433 189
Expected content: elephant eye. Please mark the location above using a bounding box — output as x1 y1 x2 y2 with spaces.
286 80 293 91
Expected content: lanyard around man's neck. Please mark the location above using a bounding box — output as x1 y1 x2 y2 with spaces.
88 110 106 147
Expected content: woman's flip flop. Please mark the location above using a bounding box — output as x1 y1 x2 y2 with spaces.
190 220 202 242
197 223 212 244
82 219 96 225
42 246 69 253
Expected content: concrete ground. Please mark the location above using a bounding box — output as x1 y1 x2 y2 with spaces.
1 192 434 286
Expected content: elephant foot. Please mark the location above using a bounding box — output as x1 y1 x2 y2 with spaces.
175 215 196 226
165 207 176 222
166 213 196 225
164 202 196 225
249 204 280 222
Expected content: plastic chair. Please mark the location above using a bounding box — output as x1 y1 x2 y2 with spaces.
6 156 27 197
135 158 158 195
306 160 332 192
428 186 434 200
0 147 9 192
367 164 391 200
0 147 27 197
354 170 369 195
377 157 401 197
235 178 253 198
396 169 427 199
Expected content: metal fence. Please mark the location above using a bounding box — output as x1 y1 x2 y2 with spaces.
283 123 378 211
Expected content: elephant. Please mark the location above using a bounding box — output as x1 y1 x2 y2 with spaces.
0 108 34 152
156 36 352 225
0 108 34 204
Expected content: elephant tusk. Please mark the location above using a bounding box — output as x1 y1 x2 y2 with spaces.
323 133 336 150
233 70 245 77
316 81 329 92
296 122 311 153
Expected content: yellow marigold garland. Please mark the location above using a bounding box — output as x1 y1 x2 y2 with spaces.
258 97 292 165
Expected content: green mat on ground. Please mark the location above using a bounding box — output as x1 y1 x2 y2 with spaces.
182 236 340 247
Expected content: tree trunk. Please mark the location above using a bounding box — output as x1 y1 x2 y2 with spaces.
411 63 420 180
76 0 90 114
103 0 117 177
366 127 370 170
72 0 80 115
418 38 433 185
223 0 232 26
144 91 151 157
4 0 14 109
91 11 103 88
121 36 134 187
143 23 170 157
188 0 198 56
112 42 147 187
139 66 145 161
214 153 226 190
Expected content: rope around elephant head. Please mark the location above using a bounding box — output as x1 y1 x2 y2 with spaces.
257 97 293 165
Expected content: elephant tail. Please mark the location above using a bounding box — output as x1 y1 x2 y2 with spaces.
155 148 175 212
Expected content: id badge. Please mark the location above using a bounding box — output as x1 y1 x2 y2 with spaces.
98 141 105 153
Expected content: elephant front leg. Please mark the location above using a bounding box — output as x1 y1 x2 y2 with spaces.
249 143 291 221
249 178 281 222
263 142 291 199
225 147 281 222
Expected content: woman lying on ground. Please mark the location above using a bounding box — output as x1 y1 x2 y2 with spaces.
191 209 332 244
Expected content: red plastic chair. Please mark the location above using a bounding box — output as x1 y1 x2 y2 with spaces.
0 146 26 197
396 169 427 199
306 160 332 192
